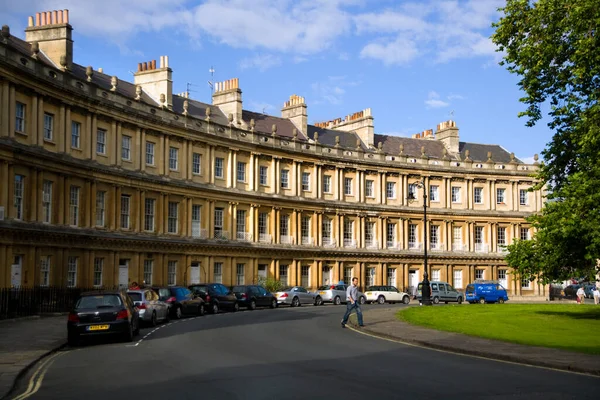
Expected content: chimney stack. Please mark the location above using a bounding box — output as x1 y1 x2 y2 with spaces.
281 94 307 135
25 9 73 69
314 108 374 147
435 120 459 154
212 78 242 125
133 55 173 108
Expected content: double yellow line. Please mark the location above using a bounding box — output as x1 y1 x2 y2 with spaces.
11 351 64 400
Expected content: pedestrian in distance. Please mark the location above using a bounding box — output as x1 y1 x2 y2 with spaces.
592 287 600 305
576 286 585 304
341 277 364 328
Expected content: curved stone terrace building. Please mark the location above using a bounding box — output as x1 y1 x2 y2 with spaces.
0 10 546 299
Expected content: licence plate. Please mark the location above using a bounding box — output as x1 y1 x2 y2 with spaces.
319 291 326 295
366 292 372 295
87 325 109 331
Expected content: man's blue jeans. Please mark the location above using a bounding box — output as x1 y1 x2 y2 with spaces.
342 302 363 325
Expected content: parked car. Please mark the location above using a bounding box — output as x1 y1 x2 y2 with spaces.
231 285 278 310
465 282 509 304
416 281 464 304
189 283 239 314
67 290 139 346
153 286 205 319
127 288 170 326
584 284 597 299
316 284 367 305
564 284 582 298
365 286 411 304
275 286 322 306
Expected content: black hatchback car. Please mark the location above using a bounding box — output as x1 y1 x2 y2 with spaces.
152 286 205 319
231 285 278 310
189 283 239 314
67 290 139 346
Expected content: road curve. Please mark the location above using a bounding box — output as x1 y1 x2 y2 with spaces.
13 304 599 400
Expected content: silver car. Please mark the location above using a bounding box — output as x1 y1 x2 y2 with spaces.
317 284 366 305
275 286 322 307
127 289 170 326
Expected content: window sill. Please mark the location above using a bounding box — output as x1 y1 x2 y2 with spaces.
97 153 108 158
15 131 27 137
43 139 56 145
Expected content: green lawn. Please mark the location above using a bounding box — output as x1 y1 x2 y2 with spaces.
397 304 600 354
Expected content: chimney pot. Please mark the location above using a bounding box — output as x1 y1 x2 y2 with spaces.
28 16 34 27
98 67 103 73
35 13 40 26
160 56 164 69
165 56 169 68
52 10 58 24
46 12 51 25
58 10 63 24
40 12 46 25
152 60 156 70
137 63 142 72
64 9 69 24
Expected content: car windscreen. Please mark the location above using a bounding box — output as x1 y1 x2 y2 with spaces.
317 285 331 290
279 287 292 292
127 292 143 302
76 294 122 309
366 286 377 291
465 285 475 292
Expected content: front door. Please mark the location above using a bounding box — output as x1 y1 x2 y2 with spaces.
118 260 129 289
257 265 267 280
11 256 23 287
498 270 508 289
408 270 419 296
322 266 332 286
190 263 200 284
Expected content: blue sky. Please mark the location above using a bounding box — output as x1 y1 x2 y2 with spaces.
3 0 552 162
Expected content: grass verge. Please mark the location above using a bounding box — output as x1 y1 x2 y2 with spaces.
397 304 600 355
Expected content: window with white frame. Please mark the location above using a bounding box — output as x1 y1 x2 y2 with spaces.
429 185 439 201
236 263 245 285
168 202 178 234
475 226 484 244
496 188 506 204
258 213 268 235
143 260 153 285
453 270 463 289
280 214 289 236
365 180 374 197
301 266 310 287
236 210 246 237
474 187 483 204
520 227 530 241
214 208 223 237
71 121 81 148
366 268 375 287
120 195 130 229
344 267 353 285
237 161 246 182
15 102 25 133
301 216 310 241
96 191 106 227
280 169 289 189
192 205 201 238
69 186 80 226
344 177 352 195
475 269 485 280
40 256 50 287
497 227 507 247
520 189 529 205
387 223 396 245
259 166 268 185
451 187 461 203
215 157 224 178
521 277 531 289
453 226 462 244
144 198 155 231
365 222 375 245
96 129 106 154
42 180 52 223
214 262 223 284
430 225 439 248
279 265 288 284
93 258 103 287
192 153 201 174
14 175 24 220
322 218 331 239
169 147 178 170
121 135 131 160
408 183 417 200
67 256 78 287
302 172 310 191
498 269 507 284
386 182 396 199
387 268 397 287
431 269 440 281
167 261 177 286
408 224 417 247
43 113 54 140
344 219 354 241
145 142 155 165
323 175 331 193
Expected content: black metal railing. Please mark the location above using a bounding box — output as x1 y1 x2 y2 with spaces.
0 286 117 320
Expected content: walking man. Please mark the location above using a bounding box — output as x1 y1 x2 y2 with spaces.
592 286 600 305
576 285 585 304
341 277 364 328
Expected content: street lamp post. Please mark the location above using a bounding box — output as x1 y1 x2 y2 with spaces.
409 179 432 306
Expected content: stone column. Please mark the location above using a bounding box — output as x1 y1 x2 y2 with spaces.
139 190 146 232
0 82 10 137
249 153 255 191
91 114 97 161
111 121 118 165
59 105 66 152
85 113 92 158
30 95 38 146
64 107 71 155
139 128 145 172
8 85 16 137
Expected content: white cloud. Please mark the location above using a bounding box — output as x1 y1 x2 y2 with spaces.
239 54 282 71
360 38 418 66
447 94 465 100
425 91 449 108
311 76 361 105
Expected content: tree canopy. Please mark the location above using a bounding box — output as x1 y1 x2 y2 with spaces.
492 0 600 282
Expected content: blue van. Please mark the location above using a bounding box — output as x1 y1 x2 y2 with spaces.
465 281 509 304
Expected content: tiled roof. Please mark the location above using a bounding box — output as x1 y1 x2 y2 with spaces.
172 95 229 126
308 125 367 150
241 110 305 140
459 142 520 163
374 134 447 159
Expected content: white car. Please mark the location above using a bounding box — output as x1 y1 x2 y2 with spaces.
365 285 411 304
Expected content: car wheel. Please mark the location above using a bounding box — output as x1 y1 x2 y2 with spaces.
402 295 410 304
314 296 323 306
151 311 157 327
270 299 277 309
498 298 505 304
292 297 300 307
479 297 486 304
377 295 386 305
68 333 79 347
433 297 440 305
250 300 257 310
334 296 341 305
175 306 183 319
359 296 366 305
232 302 239 312
457 297 463 305
211 303 219 314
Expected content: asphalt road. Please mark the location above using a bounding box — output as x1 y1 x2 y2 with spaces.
12 304 599 400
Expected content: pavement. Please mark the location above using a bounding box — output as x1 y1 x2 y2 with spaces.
0 315 66 400
347 306 600 376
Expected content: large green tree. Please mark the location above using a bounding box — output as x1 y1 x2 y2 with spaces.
492 0 600 282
